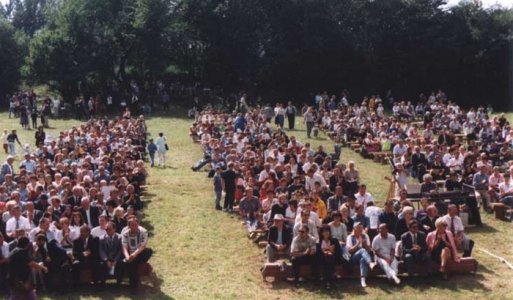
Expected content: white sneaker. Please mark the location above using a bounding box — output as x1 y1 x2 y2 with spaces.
393 275 401 285
361 277 367 288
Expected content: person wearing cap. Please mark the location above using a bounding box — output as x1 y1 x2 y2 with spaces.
266 214 292 262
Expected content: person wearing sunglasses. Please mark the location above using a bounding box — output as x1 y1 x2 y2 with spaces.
401 220 430 277
290 224 317 287
426 218 460 277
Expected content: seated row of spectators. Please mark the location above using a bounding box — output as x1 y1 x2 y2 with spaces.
190 99 476 289
0 113 153 297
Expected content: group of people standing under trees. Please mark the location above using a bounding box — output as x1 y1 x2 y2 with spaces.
188 88 497 290
7 91 52 130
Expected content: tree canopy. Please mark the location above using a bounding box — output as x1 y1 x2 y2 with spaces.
1 0 512 106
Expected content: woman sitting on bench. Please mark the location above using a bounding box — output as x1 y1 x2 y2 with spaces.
426 218 460 278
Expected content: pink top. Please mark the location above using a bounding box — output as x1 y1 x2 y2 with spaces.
426 229 459 261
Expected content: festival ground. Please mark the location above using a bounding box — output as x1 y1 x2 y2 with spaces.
0 109 511 299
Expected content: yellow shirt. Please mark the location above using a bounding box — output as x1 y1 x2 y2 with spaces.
313 198 328 220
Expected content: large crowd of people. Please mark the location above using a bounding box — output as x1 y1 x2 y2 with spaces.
189 90 506 289
0 110 153 298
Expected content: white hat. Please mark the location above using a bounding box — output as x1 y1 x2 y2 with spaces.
273 214 285 221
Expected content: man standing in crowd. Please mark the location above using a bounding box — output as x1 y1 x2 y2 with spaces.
286 101 297 130
221 162 237 212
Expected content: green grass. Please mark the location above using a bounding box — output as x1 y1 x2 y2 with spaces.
2 110 512 299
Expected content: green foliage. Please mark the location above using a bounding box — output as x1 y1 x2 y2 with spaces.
9 0 513 105
0 15 26 97
26 0 173 99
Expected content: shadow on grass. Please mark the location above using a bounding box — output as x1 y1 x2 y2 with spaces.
467 224 499 234
266 272 490 296
38 272 172 299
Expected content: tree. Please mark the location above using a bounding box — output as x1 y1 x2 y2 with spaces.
0 16 25 100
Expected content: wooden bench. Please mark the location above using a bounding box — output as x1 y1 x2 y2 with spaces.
261 257 478 281
370 151 392 163
79 263 153 283
492 202 513 221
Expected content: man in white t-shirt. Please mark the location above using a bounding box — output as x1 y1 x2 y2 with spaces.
355 184 373 208
498 172 513 207
91 215 108 238
372 223 400 284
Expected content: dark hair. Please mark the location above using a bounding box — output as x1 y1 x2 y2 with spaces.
408 219 419 228
17 237 30 248
319 225 332 239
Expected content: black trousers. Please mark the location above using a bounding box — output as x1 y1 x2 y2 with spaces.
224 189 235 210
403 252 431 275
99 260 125 283
287 114 295 129
291 255 317 281
317 254 336 282
71 260 102 284
124 248 153 288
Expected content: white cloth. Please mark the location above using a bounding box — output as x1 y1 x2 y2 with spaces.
355 192 374 208
91 226 107 238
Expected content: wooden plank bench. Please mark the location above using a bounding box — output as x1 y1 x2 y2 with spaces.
492 202 513 221
370 151 392 163
261 257 478 281
79 262 153 283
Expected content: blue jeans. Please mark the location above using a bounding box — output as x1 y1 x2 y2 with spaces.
7 142 15 155
149 152 155 166
502 196 513 207
215 190 222 207
350 248 372 277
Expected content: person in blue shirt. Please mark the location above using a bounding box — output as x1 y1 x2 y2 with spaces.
147 139 157 167
234 113 246 132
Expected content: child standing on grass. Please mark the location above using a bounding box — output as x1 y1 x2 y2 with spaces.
213 166 223 210
147 139 157 167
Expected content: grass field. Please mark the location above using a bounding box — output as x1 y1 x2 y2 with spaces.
1 110 513 299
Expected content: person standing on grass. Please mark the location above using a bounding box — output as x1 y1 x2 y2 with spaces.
155 132 167 168
7 129 22 156
303 107 315 139
213 166 223 210
1 130 8 154
147 139 157 167
286 101 297 130
221 162 237 212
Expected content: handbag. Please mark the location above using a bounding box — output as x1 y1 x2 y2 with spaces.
165 144 169 150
